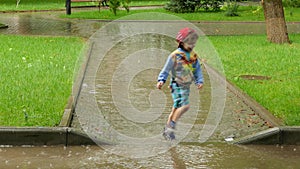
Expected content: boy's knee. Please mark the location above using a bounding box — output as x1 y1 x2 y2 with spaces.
184 104 190 111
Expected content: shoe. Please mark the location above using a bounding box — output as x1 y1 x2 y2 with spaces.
162 126 175 140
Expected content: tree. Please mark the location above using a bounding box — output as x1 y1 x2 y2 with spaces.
262 0 291 44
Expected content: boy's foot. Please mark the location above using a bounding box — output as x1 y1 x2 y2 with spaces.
162 126 175 140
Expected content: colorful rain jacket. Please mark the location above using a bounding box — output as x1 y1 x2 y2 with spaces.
158 48 204 86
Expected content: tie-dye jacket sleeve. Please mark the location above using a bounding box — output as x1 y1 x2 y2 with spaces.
193 59 204 85
157 55 174 83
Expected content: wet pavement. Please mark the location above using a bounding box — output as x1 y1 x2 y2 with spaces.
1 10 300 168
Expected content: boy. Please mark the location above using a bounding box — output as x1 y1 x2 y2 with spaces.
157 27 204 140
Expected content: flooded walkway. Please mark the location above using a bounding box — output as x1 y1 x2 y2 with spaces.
1 11 300 168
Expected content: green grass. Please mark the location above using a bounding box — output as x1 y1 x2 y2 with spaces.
0 0 167 11
129 0 167 6
1 0 65 11
0 35 85 126
62 6 300 22
208 34 300 125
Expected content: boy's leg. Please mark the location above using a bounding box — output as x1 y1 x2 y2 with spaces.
167 107 176 127
163 107 176 140
163 104 190 140
170 104 190 123
166 104 190 127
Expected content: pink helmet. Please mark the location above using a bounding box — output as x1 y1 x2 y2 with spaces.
176 27 198 44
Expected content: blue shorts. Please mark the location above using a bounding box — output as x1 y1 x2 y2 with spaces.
170 82 190 108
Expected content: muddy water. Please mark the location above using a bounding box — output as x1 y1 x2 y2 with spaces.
0 12 105 38
1 143 300 168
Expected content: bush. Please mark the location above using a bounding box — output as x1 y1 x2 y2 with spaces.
165 0 222 13
222 0 239 16
199 0 222 11
109 0 131 15
283 0 300 7
165 0 198 13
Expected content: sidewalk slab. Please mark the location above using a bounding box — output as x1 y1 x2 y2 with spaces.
0 127 100 146
234 127 280 145
0 127 67 146
281 127 300 145
235 127 300 145
67 128 96 145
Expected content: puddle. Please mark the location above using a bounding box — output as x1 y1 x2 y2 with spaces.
1 143 300 168
0 12 105 38
0 12 299 38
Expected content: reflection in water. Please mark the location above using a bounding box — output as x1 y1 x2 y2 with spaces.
170 147 187 169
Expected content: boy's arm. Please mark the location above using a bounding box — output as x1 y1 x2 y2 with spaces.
193 59 204 87
157 55 175 86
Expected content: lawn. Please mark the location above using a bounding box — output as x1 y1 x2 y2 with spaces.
0 0 167 11
1 0 65 11
209 34 300 125
0 35 85 126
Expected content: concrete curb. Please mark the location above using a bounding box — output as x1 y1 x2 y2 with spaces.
59 96 74 127
0 24 8 29
0 127 97 146
234 127 300 145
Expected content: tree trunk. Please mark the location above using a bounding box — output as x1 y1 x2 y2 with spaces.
262 0 290 44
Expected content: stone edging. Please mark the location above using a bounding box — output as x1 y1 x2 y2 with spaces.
0 127 98 146
0 24 8 29
234 127 300 145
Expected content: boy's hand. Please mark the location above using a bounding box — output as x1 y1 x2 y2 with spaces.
197 83 203 89
156 81 164 89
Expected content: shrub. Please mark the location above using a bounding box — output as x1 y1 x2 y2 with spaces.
165 0 198 13
283 0 300 7
109 0 131 15
199 0 222 11
222 0 239 16
165 0 222 13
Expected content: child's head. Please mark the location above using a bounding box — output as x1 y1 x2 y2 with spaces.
176 27 198 52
